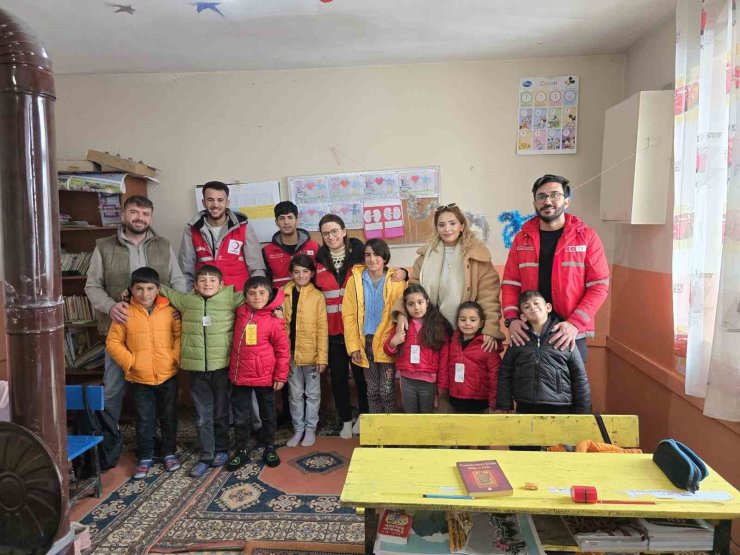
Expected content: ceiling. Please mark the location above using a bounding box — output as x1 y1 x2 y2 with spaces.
2 0 676 75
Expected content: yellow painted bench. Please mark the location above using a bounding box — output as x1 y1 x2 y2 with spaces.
359 413 640 449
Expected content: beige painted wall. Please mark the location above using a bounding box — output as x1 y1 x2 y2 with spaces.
613 15 676 272
54 55 624 268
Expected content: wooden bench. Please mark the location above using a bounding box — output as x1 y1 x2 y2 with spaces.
66 385 105 501
359 413 641 448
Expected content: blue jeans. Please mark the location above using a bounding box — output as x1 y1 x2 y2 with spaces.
103 350 127 422
130 376 178 460
288 363 321 432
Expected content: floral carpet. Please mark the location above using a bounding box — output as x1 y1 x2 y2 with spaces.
80 422 363 554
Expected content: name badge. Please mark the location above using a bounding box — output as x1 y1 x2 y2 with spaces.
410 345 421 364
454 363 465 383
245 323 257 345
202 315 211 326
227 239 243 255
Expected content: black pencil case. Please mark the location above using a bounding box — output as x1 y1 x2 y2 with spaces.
652 439 708 493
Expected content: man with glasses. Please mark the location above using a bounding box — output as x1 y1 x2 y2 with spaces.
501 174 609 363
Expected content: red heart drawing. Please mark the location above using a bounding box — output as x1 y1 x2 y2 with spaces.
411 175 420 183
306 182 315 190
375 177 384 185
340 179 349 187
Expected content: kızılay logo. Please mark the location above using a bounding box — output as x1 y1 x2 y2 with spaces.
522 80 532 88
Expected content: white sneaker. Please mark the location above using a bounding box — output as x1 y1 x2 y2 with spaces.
301 430 316 447
340 421 353 439
287 431 303 447
352 418 360 435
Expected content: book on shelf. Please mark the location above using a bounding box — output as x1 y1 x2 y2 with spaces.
528 515 578 551
378 509 414 545
375 511 449 555
98 193 121 226
61 252 93 276
63 295 95 322
637 517 713 551
456 460 513 499
447 512 543 555
561 516 648 552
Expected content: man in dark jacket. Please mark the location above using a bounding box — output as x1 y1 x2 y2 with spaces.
496 290 591 414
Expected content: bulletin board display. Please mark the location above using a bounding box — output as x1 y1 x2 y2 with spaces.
288 166 440 246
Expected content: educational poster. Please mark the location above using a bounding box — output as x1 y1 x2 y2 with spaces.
194 180 280 242
288 166 439 244
517 75 578 155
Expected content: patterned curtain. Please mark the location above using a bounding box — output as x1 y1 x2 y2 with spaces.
674 0 740 422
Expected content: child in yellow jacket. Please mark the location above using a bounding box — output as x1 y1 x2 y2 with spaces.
106 267 182 479
282 255 328 447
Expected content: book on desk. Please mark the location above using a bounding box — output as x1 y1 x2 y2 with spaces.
456 460 513 499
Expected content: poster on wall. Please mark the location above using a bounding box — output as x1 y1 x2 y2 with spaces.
517 75 578 155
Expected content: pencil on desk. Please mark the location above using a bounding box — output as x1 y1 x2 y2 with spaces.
423 493 474 500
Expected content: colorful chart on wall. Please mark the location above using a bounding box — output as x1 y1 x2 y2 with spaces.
288 166 439 245
517 75 578 155
193 180 280 242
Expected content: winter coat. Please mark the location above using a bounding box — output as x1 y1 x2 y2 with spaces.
159 284 243 372
106 296 181 385
383 319 446 380
315 238 365 336
501 213 609 337
395 236 504 340
230 288 291 386
342 265 406 368
438 331 501 408
262 229 320 288
282 281 328 366
496 315 592 413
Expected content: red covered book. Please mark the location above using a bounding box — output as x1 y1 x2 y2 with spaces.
377 509 413 544
456 460 514 498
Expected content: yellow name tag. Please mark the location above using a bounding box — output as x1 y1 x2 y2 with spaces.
244 323 257 345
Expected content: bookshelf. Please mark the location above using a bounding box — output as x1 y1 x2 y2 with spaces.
59 174 148 381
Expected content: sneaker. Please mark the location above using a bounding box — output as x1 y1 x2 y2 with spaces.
340 421 353 439
133 459 153 480
163 455 181 472
287 431 303 447
301 430 316 447
263 447 280 468
189 461 209 478
211 452 229 467
226 450 250 472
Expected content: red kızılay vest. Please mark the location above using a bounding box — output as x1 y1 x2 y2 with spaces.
263 229 319 288
191 218 249 290
314 262 349 336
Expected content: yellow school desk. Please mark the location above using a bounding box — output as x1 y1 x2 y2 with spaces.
340 448 740 555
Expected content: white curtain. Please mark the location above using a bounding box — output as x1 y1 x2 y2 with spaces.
674 0 740 422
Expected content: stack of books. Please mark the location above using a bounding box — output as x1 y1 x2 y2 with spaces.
561 516 648 552
63 295 95 322
98 193 121 226
61 252 93 276
637 518 714 551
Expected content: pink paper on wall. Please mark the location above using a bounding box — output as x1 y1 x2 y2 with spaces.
363 200 404 240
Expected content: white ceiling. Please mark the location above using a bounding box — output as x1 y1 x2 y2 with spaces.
2 0 676 75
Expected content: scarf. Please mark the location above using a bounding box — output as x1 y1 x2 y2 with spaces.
420 241 464 326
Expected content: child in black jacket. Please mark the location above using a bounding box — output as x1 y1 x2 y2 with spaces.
496 290 591 414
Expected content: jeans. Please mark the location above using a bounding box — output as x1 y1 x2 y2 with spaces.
130 376 178 460
288 363 321 432
190 368 230 463
328 337 368 423
400 376 436 414
103 350 127 422
232 385 276 450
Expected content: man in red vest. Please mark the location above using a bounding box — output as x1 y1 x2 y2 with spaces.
262 201 320 288
179 181 266 290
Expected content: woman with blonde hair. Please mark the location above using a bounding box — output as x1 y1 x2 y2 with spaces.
394 203 503 352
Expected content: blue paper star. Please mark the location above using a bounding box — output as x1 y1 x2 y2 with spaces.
106 3 135 14
192 2 224 16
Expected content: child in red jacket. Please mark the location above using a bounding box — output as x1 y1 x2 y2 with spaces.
438 302 501 413
384 285 451 413
227 276 290 470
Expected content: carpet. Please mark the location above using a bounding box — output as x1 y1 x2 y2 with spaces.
242 540 364 555
80 424 363 554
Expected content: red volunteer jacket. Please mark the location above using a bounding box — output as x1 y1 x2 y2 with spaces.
191 213 250 290
383 320 446 379
262 229 319 288
501 213 609 336
229 288 290 386
438 332 501 408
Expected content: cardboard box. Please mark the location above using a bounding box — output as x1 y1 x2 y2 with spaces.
58 160 100 173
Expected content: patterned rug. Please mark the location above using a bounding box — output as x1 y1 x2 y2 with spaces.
80 422 363 554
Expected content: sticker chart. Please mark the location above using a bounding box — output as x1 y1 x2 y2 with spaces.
288 166 440 244
517 75 578 155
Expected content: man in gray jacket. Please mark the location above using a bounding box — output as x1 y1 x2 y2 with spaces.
85 195 187 425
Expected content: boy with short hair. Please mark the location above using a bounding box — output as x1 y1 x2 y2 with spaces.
496 290 592 415
159 264 244 478
106 267 182 479
227 276 290 470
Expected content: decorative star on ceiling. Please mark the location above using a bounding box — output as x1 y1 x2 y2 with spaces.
192 2 224 16
106 3 135 14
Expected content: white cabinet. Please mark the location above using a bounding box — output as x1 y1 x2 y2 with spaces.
600 90 673 224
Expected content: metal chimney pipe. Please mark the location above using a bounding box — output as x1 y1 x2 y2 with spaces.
0 6 70 546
